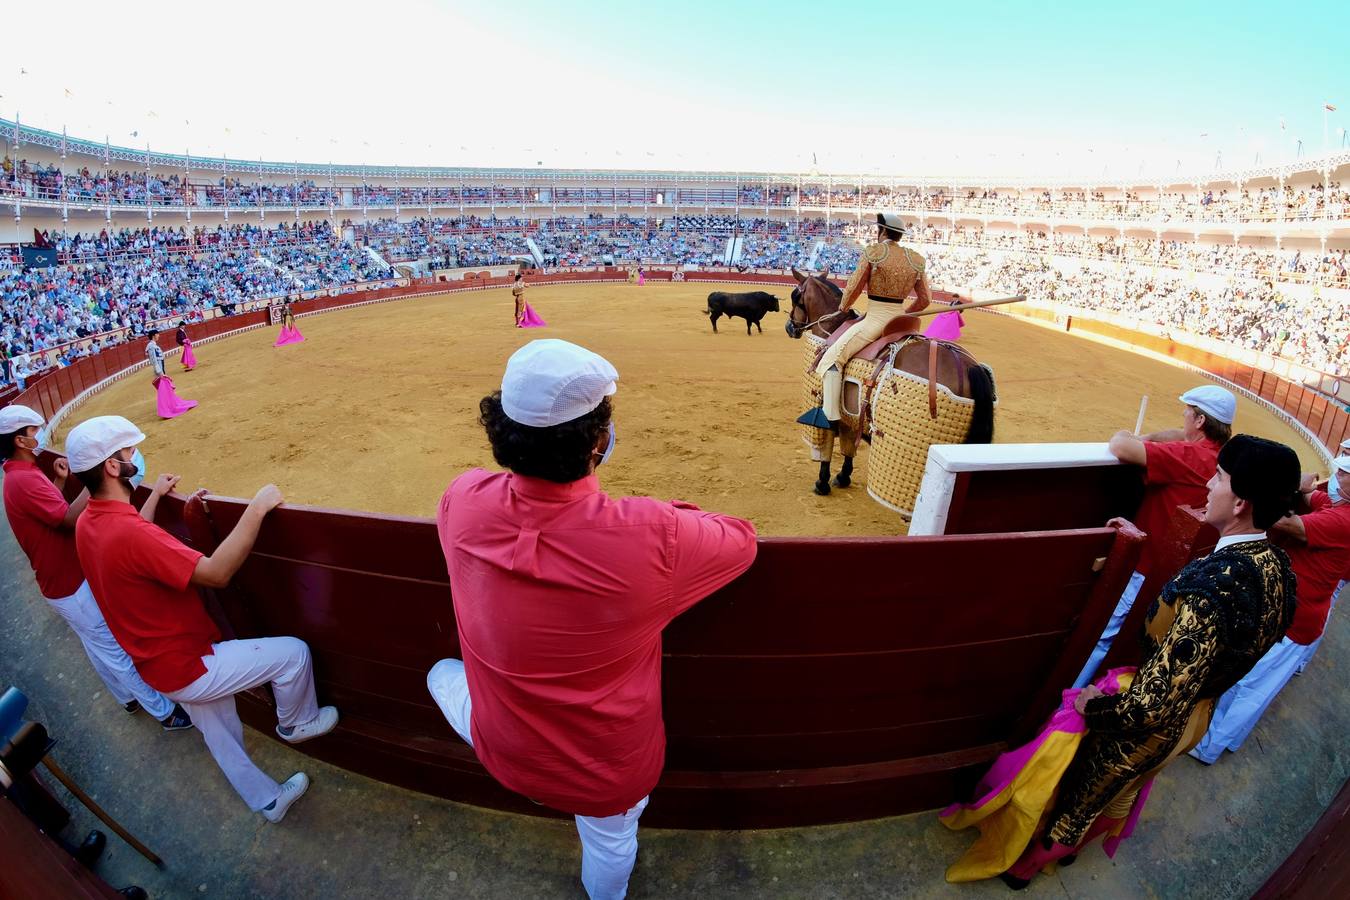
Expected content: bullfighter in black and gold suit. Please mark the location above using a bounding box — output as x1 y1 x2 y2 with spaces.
1003 435 1300 888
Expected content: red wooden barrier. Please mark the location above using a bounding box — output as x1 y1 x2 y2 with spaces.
0 796 122 899
161 489 1144 828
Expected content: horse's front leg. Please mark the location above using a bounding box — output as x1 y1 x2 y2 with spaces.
833 455 854 488
815 460 832 496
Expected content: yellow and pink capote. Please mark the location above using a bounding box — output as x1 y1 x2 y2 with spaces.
938 667 1153 882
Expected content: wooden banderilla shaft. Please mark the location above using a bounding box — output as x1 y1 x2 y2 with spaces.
41 755 165 868
909 294 1027 317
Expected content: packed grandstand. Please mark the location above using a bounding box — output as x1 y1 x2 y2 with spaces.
2 117 1347 385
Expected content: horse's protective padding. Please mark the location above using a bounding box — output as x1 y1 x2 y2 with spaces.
867 363 983 516
801 336 834 457
800 335 883 460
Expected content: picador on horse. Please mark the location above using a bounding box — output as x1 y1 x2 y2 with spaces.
788 212 997 512
798 212 932 430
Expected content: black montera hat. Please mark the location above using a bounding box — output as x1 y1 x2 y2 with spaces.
1217 434 1301 529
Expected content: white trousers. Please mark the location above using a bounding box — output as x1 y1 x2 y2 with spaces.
427 659 648 900
48 581 173 720
166 637 319 811
1189 635 1310 763
1072 570 1146 689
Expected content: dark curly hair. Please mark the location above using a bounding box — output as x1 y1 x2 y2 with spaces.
479 392 611 483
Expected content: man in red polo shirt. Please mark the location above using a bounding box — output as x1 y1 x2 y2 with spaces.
1 404 188 730
1190 455 1350 763
65 415 339 823
427 339 757 900
1072 384 1235 687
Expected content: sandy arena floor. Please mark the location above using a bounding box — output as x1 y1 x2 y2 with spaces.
54 283 1325 536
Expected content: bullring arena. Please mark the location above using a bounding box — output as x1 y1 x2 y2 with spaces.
3 93 1350 898
45 282 1326 534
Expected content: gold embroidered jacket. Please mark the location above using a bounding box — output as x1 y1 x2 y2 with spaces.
840 240 932 313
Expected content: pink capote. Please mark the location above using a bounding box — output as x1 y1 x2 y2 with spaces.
155 376 198 419
924 309 965 342
181 339 197 370
517 302 547 328
938 667 1153 881
274 324 305 346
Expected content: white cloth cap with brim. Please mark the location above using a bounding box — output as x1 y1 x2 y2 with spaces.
65 415 147 474
1333 456 1350 474
0 405 44 434
876 212 906 233
501 339 618 427
1178 385 1236 425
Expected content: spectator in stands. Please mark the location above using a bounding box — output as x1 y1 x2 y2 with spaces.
1189 455 1350 764
1073 386 1236 688
427 339 757 899
66 415 339 822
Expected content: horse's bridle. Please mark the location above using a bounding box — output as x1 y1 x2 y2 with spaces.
787 279 842 338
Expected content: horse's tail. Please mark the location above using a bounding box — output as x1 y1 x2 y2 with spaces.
964 364 996 444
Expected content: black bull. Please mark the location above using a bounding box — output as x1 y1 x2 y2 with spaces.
705 291 781 335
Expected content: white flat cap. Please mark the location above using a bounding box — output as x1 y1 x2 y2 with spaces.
1179 385 1236 425
65 416 146 474
1333 456 1350 474
501 339 618 427
0 405 44 434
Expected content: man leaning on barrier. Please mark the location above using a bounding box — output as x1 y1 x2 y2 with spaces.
428 339 757 900
66 415 339 824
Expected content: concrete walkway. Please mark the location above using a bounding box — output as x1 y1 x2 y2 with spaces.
2 518 1345 899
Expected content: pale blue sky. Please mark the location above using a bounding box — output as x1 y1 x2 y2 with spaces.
5 0 1346 177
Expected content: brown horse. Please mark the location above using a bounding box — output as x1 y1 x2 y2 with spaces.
786 267 996 498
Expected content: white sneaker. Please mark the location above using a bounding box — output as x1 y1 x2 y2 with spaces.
260 772 309 823
276 706 339 744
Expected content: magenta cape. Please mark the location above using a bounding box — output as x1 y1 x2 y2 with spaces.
938 667 1152 881
181 339 197 369
274 324 306 346
155 375 198 419
517 302 547 328
924 309 965 342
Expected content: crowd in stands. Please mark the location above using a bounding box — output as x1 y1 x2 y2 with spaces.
835 222 1350 285
3 211 1347 382
9 153 1350 225
1 226 392 382
45 220 340 264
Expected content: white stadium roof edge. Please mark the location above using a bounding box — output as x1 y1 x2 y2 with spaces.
4 116 1350 191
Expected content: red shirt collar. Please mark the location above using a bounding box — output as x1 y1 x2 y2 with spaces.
508 472 600 502
2 458 37 472
86 498 139 516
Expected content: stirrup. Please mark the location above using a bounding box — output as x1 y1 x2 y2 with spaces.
796 407 837 431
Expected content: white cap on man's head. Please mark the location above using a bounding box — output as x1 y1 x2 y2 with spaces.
65 416 146 474
1333 456 1350 474
1178 385 1236 425
0 405 44 435
501 339 618 427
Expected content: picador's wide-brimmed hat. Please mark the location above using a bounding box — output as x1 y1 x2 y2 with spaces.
876 212 906 234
